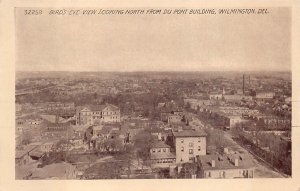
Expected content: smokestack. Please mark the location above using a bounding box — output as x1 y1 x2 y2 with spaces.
248 75 250 87
243 74 245 95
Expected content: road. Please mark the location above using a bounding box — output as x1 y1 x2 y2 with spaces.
190 114 285 178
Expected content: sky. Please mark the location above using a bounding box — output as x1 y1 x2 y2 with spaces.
15 7 291 72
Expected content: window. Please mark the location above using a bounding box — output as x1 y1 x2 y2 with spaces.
158 149 161 152
198 146 201 151
189 142 193 147
189 149 193 154
163 148 166 152
181 139 184 143
152 149 156 153
198 138 201 143
181 147 184 152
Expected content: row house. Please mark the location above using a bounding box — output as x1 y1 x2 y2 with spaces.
35 102 75 112
197 154 255 178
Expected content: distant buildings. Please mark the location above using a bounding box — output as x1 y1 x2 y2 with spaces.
256 92 275 100
159 101 184 123
76 104 121 125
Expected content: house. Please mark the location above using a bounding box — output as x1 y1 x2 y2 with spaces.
197 154 255 178
223 95 252 103
150 141 176 168
159 100 184 123
209 93 223 100
41 122 72 141
173 129 207 164
222 115 245 129
167 114 182 124
40 142 54 153
76 104 121 126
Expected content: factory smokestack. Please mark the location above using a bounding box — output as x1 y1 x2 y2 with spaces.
243 74 245 95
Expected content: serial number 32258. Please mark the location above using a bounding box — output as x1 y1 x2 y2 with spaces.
24 10 43 15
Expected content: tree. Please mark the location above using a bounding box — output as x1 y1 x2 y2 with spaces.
134 131 156 167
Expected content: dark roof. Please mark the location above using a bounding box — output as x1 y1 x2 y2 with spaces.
198 154 255 170
173 129 207 137
150 152 176 160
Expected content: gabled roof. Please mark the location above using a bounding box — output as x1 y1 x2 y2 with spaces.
77 104 119 112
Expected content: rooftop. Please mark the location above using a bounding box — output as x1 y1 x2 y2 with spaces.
197 154 255 170
173 129 207 138
150 152 176 160
150 141 171 149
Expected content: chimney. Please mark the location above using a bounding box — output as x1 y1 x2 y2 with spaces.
234 159 239 166
55 115 59 124
224 147 229 154
211 160 215 167
218 156 223 161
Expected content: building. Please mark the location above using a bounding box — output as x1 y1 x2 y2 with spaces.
150 141 176 168
183 99 215 110
223 95 252 103
222 115 245 129
209 93 223 100
173 129 207 164
41 122 72 141
167 114 182 124
76 104 121 125
197 154 255 178
34 102 75 112
256 92 275 100
15 144 39 166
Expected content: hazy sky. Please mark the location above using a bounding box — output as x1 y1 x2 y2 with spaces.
16 8 291 72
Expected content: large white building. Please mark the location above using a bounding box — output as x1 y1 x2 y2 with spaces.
75 104 121 126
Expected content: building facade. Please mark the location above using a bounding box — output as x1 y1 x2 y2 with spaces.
173 129 207 164
76 104 121 126
197 154 255 179
150 141 176 168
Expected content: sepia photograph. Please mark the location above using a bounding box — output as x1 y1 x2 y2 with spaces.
14 7 292 180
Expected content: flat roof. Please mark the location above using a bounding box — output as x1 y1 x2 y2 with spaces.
173 129 207 137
